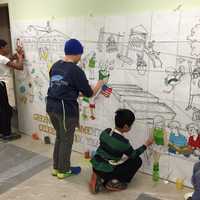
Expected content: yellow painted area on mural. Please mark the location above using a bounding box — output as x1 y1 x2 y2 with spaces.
78 125 91 135
41 51 48 61
33 113 51 124
47 62 53 72
33 113 55 134
39 124 56 134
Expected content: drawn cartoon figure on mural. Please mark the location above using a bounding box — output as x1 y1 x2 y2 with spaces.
145 40 163 69
136 53 147 75
116 25 162 74
164 65 185 93
88 52 96 80
168 121 191 157
192 107 200 121
81 96 90 120
185 21 200 122
79 62 111 121
117 25 147 67
186 123 200 156
106 34 118 53
187 22 200 58
79 54 89 70
186 63 200 111
107 59 115 71
152 116 167 146
39 47 53 72
15 21 69 104
27 21 52 34
97 26 124 53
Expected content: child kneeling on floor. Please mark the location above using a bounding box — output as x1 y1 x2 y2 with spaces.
89 108 154 193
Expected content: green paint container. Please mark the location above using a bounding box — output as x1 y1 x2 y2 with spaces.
153 128 164 145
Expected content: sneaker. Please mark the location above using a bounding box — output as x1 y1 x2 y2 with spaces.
57 171 73 179
105 179 127 192
3 133 21 141
52 169 59 176
57 166 81 179
70 166 81 175
184 192 193 200
89 172 104 194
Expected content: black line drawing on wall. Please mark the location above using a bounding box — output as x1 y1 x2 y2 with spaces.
144 40 163 69
173 4 183 12
16 21 69 103
97 27 124 53
192 107 200 121
185 61 200 111
163 65 185 93
187 22 200 58
11 14 200 188
186 122 200 156
111 84 176 121
117 25 147 67
184 20 200 121
116 25 163 74
136 53 147 75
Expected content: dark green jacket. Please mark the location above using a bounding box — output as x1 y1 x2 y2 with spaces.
91 128 146 172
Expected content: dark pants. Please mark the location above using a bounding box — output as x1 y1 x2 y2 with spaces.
47 112 78 173
94 156 142 184
0 81 12 137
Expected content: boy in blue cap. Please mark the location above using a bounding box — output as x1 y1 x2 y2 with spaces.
46 38 106 179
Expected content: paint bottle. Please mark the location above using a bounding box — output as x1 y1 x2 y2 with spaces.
176 178 184 190
32 132 39 140
84 150 90 159
153 128 164 145
44 136 51 144
152 161 160 182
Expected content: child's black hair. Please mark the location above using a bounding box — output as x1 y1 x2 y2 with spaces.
0 39 7 49
115 109 135 129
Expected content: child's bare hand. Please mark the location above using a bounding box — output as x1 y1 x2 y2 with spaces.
145 137 154 147
102 78 109 84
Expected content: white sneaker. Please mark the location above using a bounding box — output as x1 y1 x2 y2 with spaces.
184 192 193 200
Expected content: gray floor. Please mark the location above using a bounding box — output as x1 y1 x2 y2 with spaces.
0 135 192 200
136 193 161 200
0 143 50 194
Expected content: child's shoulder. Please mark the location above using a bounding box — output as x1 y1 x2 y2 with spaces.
101 128 129 144
100 128 112 135
104 128 112 132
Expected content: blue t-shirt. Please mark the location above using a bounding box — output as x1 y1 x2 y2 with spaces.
46 60 93 118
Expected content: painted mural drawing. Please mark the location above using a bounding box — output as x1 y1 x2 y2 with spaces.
12 11 200 186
